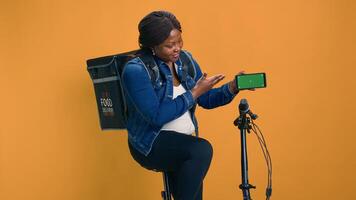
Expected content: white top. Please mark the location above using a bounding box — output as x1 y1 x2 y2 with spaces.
161 84 195 135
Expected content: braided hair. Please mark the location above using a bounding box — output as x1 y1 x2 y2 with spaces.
138 11 182 50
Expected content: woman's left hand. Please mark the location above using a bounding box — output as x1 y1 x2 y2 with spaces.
228 71 255 94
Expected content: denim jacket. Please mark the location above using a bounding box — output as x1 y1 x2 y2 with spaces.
122 50 237 156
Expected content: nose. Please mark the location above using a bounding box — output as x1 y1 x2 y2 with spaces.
174 44 181 53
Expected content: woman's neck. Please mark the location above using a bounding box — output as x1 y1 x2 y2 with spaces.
165 61 173 69
166 62 180 86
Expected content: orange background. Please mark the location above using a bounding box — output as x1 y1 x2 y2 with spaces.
1 0 356 199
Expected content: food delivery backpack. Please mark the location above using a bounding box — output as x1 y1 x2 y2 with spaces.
86 49 196 130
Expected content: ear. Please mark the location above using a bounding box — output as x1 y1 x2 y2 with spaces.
150 47 156 55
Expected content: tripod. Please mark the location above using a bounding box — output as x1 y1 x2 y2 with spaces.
234 99 257 200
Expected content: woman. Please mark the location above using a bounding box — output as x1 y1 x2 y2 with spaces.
122 11 241 200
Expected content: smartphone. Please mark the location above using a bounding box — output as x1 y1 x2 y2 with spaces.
235 72 267 90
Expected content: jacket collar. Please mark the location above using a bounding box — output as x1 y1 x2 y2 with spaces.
153 55 182 69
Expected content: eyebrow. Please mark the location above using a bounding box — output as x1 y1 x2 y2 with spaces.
165 38 182 45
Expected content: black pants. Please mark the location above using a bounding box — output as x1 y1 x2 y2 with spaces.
128 131 213 200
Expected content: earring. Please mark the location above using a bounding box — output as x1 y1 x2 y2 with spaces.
151 48 156 56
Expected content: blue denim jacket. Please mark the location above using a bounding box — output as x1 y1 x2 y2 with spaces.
122 50 237 156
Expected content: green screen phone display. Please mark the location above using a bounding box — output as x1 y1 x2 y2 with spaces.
235 73 267 90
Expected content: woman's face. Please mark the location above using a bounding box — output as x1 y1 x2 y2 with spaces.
153 29 183 65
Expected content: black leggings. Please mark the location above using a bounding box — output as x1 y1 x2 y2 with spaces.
128 131 213 200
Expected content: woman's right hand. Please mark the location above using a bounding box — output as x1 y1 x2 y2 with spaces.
191 73 225 99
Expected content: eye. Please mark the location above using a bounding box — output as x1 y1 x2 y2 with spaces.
164 44 173 49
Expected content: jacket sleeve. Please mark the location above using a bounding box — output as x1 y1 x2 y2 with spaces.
122 59 195 128
187 52 238 109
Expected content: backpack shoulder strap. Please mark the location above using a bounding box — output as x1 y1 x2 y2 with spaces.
135 49 160 84
179 50 196 80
